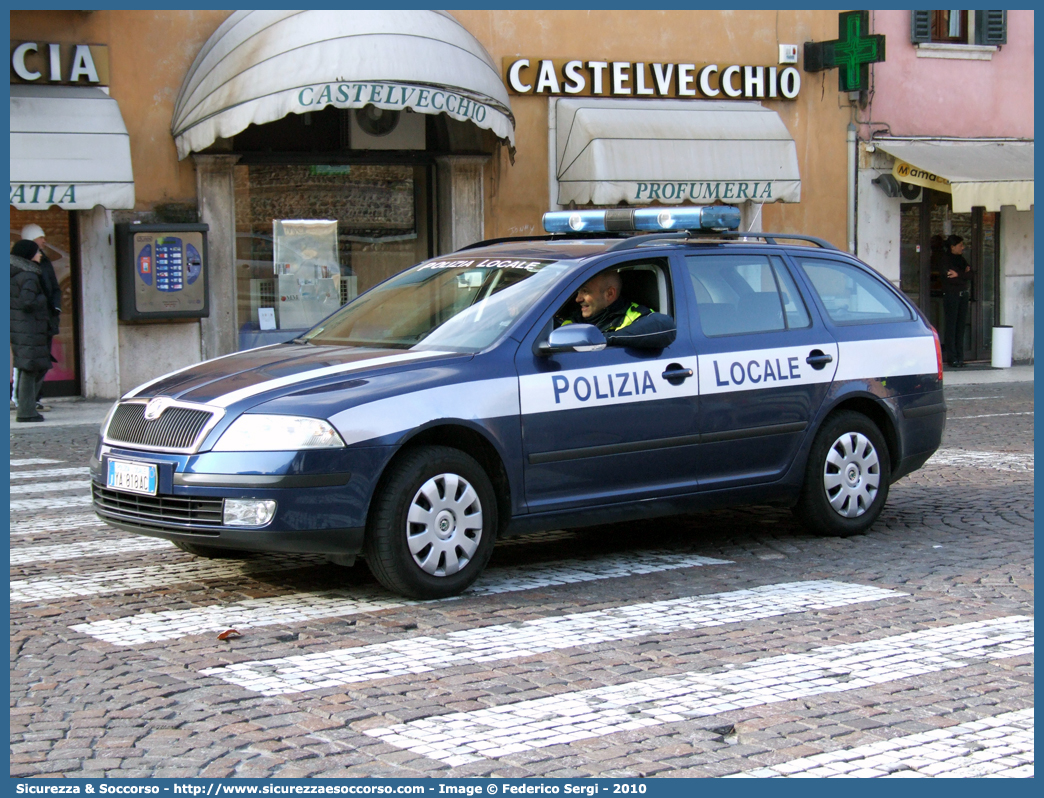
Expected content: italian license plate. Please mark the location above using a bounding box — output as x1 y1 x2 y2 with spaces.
107 458 158 496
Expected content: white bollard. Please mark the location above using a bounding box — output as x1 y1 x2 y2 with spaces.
991 326 1014 368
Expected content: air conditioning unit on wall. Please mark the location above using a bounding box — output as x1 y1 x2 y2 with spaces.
899 182 922 201
349 107 426 150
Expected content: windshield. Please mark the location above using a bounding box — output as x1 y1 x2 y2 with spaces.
300 256 570 352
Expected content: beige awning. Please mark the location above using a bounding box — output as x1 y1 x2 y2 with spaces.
556 98 800 206
10 84 135 210
172 10 515 159
875 139 1033 213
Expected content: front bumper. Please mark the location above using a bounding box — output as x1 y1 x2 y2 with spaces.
90 441 394 557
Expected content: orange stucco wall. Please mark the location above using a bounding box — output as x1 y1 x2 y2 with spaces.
453 9 854 248
11 9 854 248
11 9 230 206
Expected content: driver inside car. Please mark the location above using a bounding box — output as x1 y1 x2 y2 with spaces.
557 269 676 349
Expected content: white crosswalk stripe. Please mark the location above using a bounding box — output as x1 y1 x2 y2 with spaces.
363 616 1033 767
9 467 91 481
10 537 171 566
10 514 108 537
927 448 1033 472
16 550 729 605
10 458 63 466
731 708 1034 778
10 495 93 513
64 551 729 636
10 480 91 495
10 554 329 603
200 580 902 695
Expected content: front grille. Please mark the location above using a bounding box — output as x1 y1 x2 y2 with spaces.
93 484 224 531
106 403 213 451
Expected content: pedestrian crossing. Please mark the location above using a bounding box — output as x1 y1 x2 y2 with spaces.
729 708 1034 778
9 454 1035 777
10 512 109 537
364 616 1033 767
200 581 902 696
10 480 91 495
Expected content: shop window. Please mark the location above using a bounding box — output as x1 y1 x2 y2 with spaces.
9 206 80 397
233 162 431 350
911 10 1007 52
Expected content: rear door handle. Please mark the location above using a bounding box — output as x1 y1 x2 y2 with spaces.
806 350 834 370
661 364 694 384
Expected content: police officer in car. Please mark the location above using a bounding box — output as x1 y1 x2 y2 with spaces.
559 269 676 349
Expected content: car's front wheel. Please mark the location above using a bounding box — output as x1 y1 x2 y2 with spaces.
364 446 497 599
795 411 891 537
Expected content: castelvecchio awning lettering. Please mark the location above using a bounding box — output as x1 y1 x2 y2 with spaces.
297 82 490 125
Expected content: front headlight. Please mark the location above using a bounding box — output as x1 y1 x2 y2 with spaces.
212 415 345 451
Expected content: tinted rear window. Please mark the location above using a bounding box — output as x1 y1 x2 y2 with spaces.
797 257 911 324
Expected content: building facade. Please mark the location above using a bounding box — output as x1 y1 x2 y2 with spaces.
853 10 1034 362
14 10 1010 400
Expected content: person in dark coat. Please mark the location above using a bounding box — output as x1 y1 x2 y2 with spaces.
21 223 60 411
10 239 52 422
941 234 973 367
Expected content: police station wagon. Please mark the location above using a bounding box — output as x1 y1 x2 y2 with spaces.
91 206 946 599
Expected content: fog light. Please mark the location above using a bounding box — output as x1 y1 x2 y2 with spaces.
223 499 277 527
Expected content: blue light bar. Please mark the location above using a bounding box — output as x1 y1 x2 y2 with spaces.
543 206 741 234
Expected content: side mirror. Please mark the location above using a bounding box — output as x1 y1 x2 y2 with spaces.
537 323 607 355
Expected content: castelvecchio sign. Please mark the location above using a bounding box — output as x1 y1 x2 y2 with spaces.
505 58 801 100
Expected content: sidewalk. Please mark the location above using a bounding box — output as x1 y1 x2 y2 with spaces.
942 362 1035 386
8 362 1033 434
10 397 113 433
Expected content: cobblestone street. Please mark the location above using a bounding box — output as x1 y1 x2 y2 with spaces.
9 374 1033 778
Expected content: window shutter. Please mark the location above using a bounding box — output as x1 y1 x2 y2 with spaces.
975 10 1007 45
910 10 932 42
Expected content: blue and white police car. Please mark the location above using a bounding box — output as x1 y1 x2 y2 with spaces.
91 206 946 599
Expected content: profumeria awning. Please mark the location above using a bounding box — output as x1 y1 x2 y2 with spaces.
875 138 1034 213
10 85 135 210
556 98 800 206
171 10 515 160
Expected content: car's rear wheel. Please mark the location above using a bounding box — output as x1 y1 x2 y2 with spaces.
172 540 255 559
794 411 891 537
364 446 497 599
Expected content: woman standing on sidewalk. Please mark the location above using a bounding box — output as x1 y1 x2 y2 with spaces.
10 239 53 422
942 234 973 367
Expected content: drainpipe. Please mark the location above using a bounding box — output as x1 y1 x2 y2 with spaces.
548 99 561 212
847 123 857 254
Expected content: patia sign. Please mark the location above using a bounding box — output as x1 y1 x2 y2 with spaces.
892 159 951 193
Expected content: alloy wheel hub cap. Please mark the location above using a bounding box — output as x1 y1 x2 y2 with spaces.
435 510 456 539
845 464 861 486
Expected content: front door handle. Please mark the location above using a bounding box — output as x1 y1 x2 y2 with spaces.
806 350 834 370
662 364 694 385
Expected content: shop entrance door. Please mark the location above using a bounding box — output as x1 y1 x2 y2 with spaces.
898 190 998 363
9 207 82 397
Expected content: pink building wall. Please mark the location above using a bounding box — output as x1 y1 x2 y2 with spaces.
864 10 1034 138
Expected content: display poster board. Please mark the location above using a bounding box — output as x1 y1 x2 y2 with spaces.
272 219 342 330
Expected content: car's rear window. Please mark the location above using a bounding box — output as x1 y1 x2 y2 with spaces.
796 257 912 325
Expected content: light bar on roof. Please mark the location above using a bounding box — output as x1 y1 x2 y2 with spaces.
542 206 742 234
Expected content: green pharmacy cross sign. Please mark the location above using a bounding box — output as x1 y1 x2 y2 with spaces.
804 10 885 93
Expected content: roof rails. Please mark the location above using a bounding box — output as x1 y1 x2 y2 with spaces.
455 230 840 254
454 232 630 252
607 231 840 252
